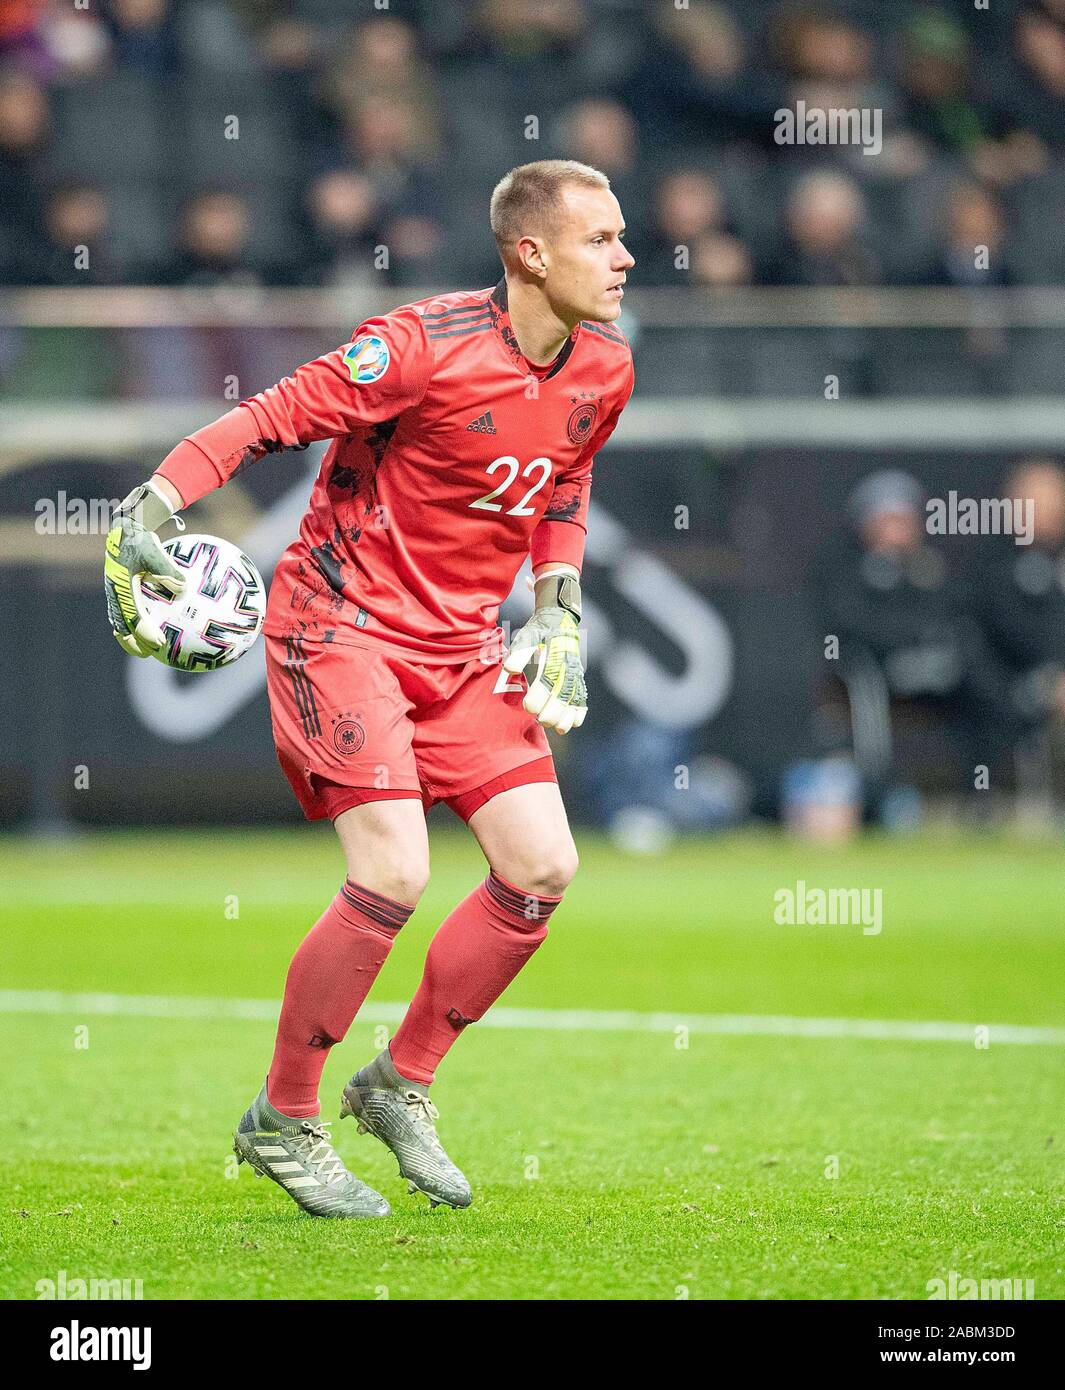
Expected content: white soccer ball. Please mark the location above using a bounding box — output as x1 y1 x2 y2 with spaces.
139 533 266 672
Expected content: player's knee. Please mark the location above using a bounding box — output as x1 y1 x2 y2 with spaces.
516 842 579 899
348 852 429 908
378 862 430 908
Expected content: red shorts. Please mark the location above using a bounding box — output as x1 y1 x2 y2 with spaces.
265 634 557 824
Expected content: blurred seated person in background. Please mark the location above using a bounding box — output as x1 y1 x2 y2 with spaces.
815 470 1020 807
296 168 383 289
972 457 1065 739
12 182 117 286
639 168 753 286
0 66 50 259
101 0 179 79
925 181 1015 287
690 230 753 286
155 189 291 288
760 172 881 286
554 97 642 221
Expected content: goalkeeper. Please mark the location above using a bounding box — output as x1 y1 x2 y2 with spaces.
106 159 634 1218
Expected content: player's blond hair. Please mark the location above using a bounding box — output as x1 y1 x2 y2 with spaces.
490 160 611 265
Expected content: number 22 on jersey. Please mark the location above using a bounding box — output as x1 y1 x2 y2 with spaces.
469 456 553 516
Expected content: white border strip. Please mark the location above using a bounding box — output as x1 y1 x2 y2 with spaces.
1 990 1061 1046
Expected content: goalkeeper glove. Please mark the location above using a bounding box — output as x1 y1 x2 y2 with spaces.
503 568 587 735
104 479 186 658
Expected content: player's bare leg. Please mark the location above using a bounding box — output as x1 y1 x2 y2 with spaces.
235 797 428 1218
463 781 579 900
343 780 576 1208
333 796 432 907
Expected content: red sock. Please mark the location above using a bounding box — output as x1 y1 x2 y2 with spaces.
266 879 415 1117
389 870 562 1084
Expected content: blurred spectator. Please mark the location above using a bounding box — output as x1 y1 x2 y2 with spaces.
246 9 331 155
781 756 863 841
771 4 893 127
898 9 985 156
770 6 916 187
0 66 49 253
771 6 875 86
639 168 741 285
553 97 643 226
378 200 450 287
896 11 1048 189
0 0 52 77
816 470 1021 806
332 91 451 283
255 14 318 74
296 168 383 290
555 97 637 180
319 17 444 165
970 129 1050 190
923 182 1015 287
973 458 1065 730
1007 3 1065 143
476 0 588 60
690 232 754 287
761 172 880 285
623 1 781 151
101 0 179 80
342 95 433 196
156 190 280 288
13 182 117 286
39 4 112 80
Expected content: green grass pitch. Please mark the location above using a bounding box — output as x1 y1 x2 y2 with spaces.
1 827 1061 1300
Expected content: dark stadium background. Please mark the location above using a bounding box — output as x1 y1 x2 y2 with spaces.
3 0 1065 840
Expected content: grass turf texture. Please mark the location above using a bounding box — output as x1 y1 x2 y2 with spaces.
1 828 1062 1300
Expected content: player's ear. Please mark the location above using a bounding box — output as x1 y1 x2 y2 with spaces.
516 235 547 278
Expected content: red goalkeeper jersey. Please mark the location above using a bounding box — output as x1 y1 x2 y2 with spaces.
156 278 635 664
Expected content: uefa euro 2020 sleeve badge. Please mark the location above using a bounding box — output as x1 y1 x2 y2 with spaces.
342 335 390 385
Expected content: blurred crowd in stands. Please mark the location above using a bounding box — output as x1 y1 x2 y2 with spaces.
804 457 1065 834
587 455 1065 845
4 0 1065 838
2 0 1065 291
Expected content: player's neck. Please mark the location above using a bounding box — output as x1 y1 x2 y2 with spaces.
504 277 574 367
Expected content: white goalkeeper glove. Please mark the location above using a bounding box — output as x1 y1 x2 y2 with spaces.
104 479 186 658
503 569 587 735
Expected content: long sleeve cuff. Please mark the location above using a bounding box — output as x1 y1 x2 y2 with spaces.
155 438 224 509
530 518 586 570
154 400 276 508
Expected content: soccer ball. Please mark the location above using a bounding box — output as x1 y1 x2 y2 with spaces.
139 534 266 672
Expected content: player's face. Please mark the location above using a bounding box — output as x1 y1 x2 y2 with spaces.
543 186 634 325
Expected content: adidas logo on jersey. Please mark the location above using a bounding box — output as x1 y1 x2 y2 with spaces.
466 411 497 435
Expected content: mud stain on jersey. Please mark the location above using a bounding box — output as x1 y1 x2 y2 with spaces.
544 482 582 522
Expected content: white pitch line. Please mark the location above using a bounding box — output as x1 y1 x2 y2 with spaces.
0 990 1062 1046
